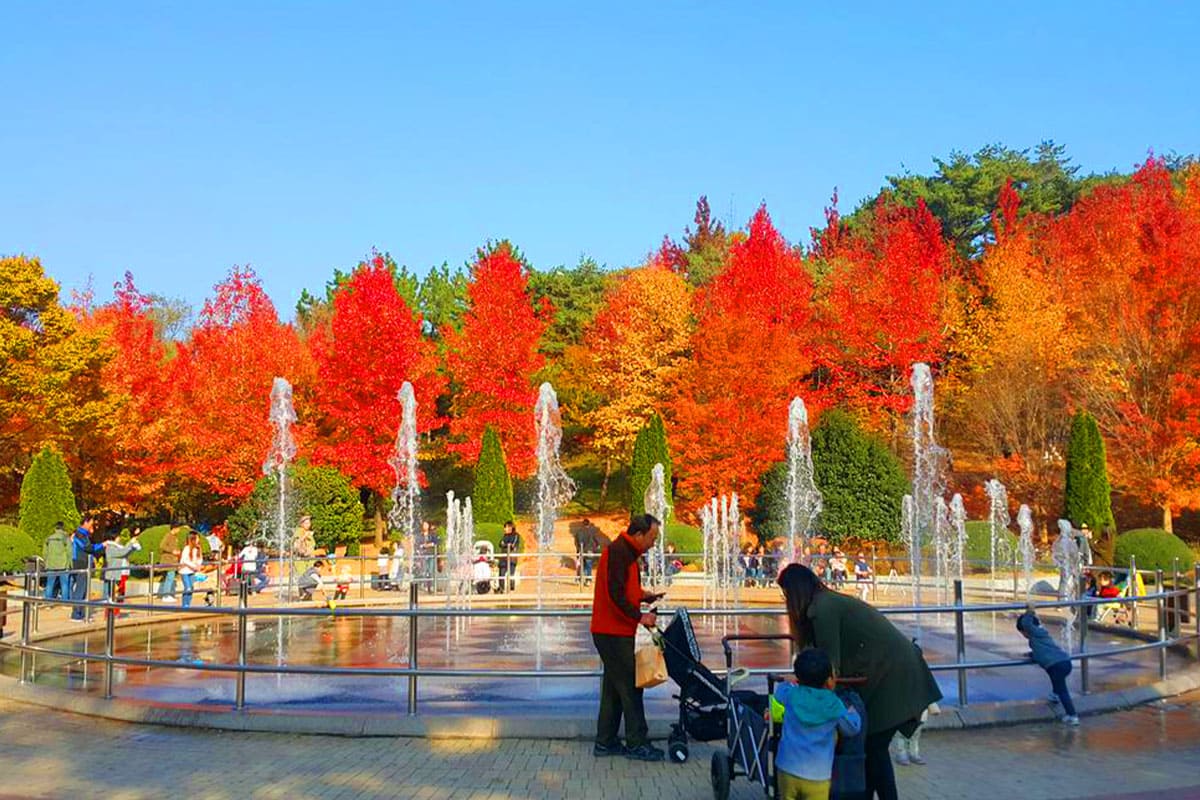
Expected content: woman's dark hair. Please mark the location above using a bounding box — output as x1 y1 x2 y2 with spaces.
795 648 833 688
778 564 825 646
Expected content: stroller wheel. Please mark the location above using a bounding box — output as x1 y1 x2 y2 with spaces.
710 751 731 800
668 741 688 763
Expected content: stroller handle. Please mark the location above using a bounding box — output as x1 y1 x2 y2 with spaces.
720 634 868 686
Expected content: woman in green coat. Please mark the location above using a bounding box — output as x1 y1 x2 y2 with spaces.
778 564 941 800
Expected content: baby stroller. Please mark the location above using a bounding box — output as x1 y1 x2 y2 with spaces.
472 541 496 594
660 610 867 800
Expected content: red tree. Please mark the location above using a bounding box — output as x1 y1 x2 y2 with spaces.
308 256 445 495
171 268 312 502
443 242 549 476
669 206 817 508
813 195 954 433
1047 160 1200 530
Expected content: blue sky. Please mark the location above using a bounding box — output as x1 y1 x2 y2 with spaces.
2 2 1197 318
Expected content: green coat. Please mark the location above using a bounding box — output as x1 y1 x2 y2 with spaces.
808 590 942 735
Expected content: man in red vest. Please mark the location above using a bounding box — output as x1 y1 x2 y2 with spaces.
590 513 665 761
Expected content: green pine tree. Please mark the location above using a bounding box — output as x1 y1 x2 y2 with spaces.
19 446 82 545
810 410 908 544
629 414 673 520
1064 410 1116 532
474 426 515 524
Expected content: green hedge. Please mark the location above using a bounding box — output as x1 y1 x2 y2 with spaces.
128 525 211 567
0 524 37 573
474 426 515 524
811 410 909 544
474 521 505 549
226 462 364 551
1113 529 1195 573
964 520 1017 564
665 523 702 564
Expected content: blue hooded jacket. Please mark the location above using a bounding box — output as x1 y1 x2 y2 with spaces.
70 527 102 569
1016 610 1070 668
773 683 862 781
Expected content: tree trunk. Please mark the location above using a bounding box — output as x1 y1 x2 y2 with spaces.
1162 503 1173 534
598 458 612 512
374 505 384 548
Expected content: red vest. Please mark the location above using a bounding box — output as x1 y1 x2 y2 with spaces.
590 534 643 637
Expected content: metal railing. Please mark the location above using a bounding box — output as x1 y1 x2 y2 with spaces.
1 560 1197 716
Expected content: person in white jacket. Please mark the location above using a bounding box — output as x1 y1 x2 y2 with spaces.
179 533 205 609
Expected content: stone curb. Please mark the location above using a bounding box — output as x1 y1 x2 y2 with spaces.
1 666 1198 738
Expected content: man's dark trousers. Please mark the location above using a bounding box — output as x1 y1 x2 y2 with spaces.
593 632 648 748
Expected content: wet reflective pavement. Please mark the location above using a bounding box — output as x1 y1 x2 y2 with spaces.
1 609 1186 714
0 692 1198 798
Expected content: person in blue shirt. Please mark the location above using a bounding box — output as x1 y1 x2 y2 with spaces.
68 517 102 621
773 648 862 799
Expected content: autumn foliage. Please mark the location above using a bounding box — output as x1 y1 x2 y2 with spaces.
5 154 1200 540
443 242 548 476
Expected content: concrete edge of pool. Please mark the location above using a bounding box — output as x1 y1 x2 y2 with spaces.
1 668 1198 739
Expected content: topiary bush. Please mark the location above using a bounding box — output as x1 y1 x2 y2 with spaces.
665 523 702 564
473 426 514 524
750 462 788 542
811 410 909 544
1064 410 1115 532
630 414 673 520
0 524 38 573
1113 529 1196 573
226 462 364 551
19 447 81 545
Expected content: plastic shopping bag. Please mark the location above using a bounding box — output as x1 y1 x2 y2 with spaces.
635 626 668 689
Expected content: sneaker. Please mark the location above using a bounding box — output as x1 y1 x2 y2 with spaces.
1062 715 1080 727
160 596 177 602
592 741 625 757
624 744 665 762
893 750 910 766
909 754 926 765
1047 692 1060 705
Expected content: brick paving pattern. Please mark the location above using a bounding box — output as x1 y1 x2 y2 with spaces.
0 694 1199 799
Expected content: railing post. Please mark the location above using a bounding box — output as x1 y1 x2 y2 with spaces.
148 555 156 612
86 555 94 624
19 574 32 684
103 599 116 699
1079 594 1090 695
215 553 224 607
1195 563 1200 660
1172 559 1181 636
235 577 248 710
408 581 419 715
954 579 967 706
1130 555 1139 629
359 553 366 600
1157 568 1167 681
32 559 41 632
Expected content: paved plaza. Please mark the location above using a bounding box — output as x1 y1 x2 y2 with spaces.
0 693 1199 799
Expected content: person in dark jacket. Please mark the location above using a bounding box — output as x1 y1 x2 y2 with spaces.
590 514 665 762
69 517 102 621
497 521 521 593
778 564 942 800
1016 606 1079 726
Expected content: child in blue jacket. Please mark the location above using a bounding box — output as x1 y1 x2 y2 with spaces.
773 648 862 800
1017 606 1080 726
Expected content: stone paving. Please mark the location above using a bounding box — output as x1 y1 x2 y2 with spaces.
1 694 1200 799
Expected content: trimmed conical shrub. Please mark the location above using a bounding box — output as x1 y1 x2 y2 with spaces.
19 447 81 545
630 414 673 519
474 426 514 524
1064 410 1115 532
